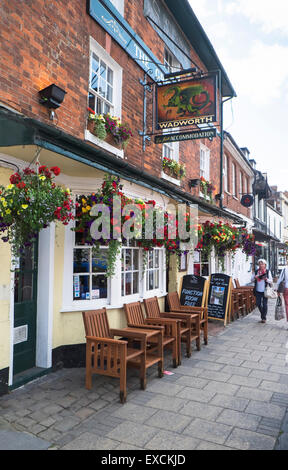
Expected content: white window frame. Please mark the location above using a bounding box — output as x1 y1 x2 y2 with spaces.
232 162 237 197
239 171 243 198
224 153 229 193
109 0 124 16
62 216 166 312
86 37 124 158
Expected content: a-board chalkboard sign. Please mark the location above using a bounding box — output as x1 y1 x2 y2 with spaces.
207 274 232 325
180 275 208 308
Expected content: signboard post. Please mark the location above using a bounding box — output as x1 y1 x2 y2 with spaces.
207 274 232 326
180 275 209 308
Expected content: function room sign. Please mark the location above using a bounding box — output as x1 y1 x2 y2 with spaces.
156 75 217 130
180 274 209 308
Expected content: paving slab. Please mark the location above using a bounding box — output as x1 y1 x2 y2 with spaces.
0 301 287 451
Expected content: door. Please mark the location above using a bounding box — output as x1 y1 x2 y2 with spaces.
13 241 38 376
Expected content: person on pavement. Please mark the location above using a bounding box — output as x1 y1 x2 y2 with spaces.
252 259 273 323
276 261 288 322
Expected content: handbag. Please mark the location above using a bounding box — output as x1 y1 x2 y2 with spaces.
275 296 285 321
277 269 286 294
264 285 277 299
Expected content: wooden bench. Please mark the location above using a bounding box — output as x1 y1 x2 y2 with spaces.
82 308 147 403
167 291 208 346
143 296 194 362
124 301 178 368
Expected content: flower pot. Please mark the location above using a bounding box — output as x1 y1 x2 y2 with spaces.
104 132 123 149
87 120 95 134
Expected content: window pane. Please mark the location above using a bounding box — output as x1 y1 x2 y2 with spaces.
133 272 139 294
155 250 159 268
91 55 99 91
107 84 113 103
92 250 108 273
133 250 139 270
73 249 90 273
154 270 159 289
92 275 107 299
125 272 132 295
88 93 95 112
148 271 154 290
125 249 132 271
107 67 113 85
73 275 90 300
99 77 107 98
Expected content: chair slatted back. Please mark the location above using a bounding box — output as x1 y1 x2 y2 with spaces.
124 302 145 325
143 297 161 319
82 308 112 338
167 292 181 311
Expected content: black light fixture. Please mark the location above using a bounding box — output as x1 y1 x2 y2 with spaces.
39 84 67 109
164 67 198 80
189 178 200 188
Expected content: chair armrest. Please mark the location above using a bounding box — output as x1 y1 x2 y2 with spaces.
145 317 179 326
110 328 147 341
127 323 165 331
86 335 127 345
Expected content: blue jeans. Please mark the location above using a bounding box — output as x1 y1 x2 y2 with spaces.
255 292 268 320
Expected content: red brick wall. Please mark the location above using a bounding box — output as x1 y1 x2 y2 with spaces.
0 0 221 195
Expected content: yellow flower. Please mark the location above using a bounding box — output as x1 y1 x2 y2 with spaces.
39 176 46 181
66 188 71 194
86 205 91 212
6 184 14 190
5 209 11 214
21 204 28 210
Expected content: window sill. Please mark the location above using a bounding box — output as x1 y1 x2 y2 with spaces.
85 130 124 159
61 290 167 313
161 171 181 186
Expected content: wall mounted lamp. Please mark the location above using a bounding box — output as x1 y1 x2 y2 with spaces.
39 84 67 120
189 178 200 188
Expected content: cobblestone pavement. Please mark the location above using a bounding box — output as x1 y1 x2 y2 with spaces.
0 301 287 450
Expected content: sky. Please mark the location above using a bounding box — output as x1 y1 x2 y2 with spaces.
189 0 288 191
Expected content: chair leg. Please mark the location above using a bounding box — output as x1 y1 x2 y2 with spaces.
119 367 127 404
186 330 192 358
204 320 208 345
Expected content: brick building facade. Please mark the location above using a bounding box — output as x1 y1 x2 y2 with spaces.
0 0 254 392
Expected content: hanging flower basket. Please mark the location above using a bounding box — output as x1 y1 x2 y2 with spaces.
0 165 74 258
74 174 194 277
87 108 133 149
196 220 256 269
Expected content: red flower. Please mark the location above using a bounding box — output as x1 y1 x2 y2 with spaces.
16 182 26 189
10 173 21 184
38 165 47 174
50 166 61 176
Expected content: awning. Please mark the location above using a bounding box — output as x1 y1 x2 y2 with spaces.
0 106 242 223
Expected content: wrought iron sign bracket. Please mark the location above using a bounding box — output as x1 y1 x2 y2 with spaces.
138 74 153 152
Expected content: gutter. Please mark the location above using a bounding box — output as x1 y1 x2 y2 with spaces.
0 106 243 223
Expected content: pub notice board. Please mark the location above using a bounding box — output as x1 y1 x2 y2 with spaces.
207 273 232 325
180 275 209 308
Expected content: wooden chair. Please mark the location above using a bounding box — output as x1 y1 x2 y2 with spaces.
82 308 147 403
143 296 194 361
167 292 208 346
124 301 179 368
235 279 255 312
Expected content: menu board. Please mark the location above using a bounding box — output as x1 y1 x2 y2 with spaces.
207 274 232 325
180 275 208 308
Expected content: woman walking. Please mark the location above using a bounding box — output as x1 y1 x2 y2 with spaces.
276 262 288 322
252 259 273 323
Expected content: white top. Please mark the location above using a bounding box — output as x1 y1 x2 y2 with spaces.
251 269 273 293
277 267 288 289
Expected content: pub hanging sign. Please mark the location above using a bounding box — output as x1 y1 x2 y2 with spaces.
156 75 217 130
